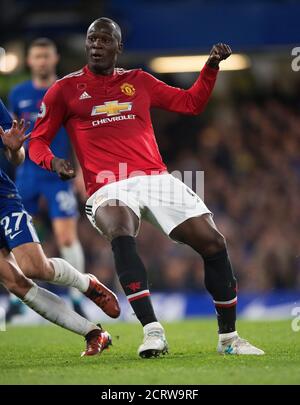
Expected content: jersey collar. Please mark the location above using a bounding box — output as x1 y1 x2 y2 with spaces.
84 65 117 81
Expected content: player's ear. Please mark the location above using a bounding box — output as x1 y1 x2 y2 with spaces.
117 42 123 54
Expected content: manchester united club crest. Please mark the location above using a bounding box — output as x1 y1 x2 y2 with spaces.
120 82 135 96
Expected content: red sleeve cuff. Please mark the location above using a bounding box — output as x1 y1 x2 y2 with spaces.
203 63 219 78
44 154 55 171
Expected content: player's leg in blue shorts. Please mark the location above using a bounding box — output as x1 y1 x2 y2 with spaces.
0 196 40 252
0 194 40 320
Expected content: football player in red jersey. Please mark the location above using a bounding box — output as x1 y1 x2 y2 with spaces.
29 18 264 357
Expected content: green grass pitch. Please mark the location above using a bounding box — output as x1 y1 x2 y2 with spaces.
0 319 299 385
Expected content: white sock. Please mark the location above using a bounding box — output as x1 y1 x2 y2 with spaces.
60 241 86 303
50 257 90 293
60 240 85 273
22 283 97 336
219 331 238 342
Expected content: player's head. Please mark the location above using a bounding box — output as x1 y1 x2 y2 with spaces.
85 17 123 74
27 38 59 79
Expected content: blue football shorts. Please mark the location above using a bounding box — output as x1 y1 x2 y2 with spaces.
0 195 40 251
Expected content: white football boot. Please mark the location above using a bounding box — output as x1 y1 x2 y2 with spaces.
217 332 265 355
138 322 169 358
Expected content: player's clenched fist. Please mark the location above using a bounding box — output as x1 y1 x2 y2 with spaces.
206 43 232 69
51 157 76 180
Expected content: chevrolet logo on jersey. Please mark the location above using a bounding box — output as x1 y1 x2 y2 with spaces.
91 101 133 117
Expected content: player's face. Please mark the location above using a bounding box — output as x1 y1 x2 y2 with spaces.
85 23 122 74
27 46 59 79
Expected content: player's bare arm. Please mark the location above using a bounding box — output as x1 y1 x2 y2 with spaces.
0 119 30 166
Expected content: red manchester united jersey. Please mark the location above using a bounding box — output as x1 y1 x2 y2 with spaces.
29 64 218 196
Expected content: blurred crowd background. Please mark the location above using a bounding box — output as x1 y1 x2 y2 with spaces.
1 0 300 295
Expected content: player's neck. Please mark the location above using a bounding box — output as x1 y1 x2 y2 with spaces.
88 65 115 76
32 75 57 89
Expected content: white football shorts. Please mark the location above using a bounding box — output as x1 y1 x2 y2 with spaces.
85 174 211 237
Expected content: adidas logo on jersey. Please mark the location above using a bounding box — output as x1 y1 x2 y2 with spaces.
79 91 92 100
